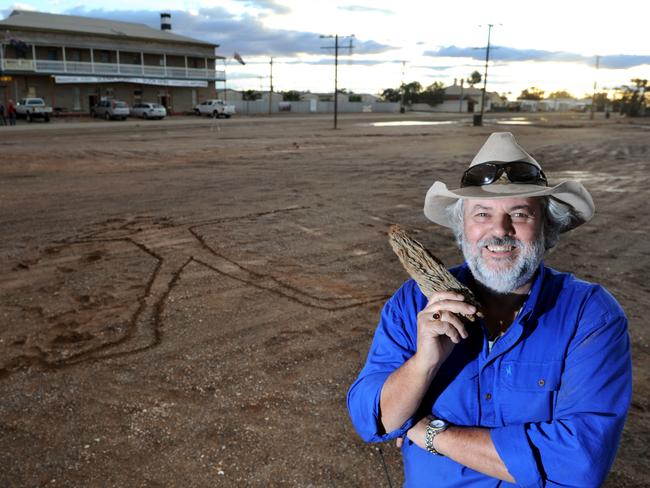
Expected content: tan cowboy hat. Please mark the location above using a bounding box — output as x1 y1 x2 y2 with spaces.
424 132 594 232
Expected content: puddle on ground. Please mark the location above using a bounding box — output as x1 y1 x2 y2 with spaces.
364 120 459 127
495 119 533 125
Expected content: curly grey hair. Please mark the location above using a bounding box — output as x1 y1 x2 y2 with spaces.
445 196 580 251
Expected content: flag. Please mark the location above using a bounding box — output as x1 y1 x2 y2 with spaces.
233 52 246 65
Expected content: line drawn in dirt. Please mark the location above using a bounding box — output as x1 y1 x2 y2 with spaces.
0 206 389 377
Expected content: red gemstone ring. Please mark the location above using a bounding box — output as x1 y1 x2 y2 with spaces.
432 312 441 321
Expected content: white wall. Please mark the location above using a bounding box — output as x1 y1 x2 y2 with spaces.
230 100 400 115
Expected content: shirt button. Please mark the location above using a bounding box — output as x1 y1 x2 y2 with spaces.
485 393 492 400
538 379 545 387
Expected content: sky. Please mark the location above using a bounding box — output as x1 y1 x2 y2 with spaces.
2 0 649 99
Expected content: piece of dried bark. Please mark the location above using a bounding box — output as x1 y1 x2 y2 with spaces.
388 224 482 320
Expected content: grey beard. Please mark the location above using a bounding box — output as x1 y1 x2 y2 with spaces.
461 234 545 294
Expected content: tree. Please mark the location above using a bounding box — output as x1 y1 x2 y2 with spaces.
618 78 648 116
242 90 262 101
380 81 444 107
401 81 422 105
547 90 575 100
592 92 609 112
519 87 545 100
468 70 482 87
380 88 401 102
418 82 446 106
281 90 301 101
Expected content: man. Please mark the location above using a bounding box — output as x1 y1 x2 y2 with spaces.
347 132 632 487
7 99 16 126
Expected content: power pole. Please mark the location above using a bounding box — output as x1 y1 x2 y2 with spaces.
459 78 464 113
400 60 406 113
477 23 495 126
269 57 273 115
320 34 354 129
334 35 339 128
590 55 600 120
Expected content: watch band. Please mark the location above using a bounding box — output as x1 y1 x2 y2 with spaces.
424 418 449 455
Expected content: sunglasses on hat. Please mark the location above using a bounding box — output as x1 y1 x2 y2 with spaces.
460 161 548 188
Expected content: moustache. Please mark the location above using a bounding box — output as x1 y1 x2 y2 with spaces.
476 236 522 249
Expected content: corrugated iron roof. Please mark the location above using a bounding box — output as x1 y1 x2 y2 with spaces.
0 10 217 48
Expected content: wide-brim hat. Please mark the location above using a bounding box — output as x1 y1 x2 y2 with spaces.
424 132 594 232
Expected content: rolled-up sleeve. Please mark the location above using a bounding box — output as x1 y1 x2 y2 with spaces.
491 290 632 487
347 286 418 442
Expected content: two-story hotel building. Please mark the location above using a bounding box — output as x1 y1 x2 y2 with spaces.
0 10 225 113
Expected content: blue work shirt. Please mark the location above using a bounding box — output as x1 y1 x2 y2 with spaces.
347 263 632 487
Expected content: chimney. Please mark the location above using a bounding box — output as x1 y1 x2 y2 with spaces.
453 78 457 86
160 13 171 30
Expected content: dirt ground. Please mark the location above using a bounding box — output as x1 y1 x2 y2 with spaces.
0 112 648 487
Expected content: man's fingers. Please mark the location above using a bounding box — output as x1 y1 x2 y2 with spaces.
438 312 469 339
419 310 468 341
422 299 477 318
426 291 465 307
433 321 461 343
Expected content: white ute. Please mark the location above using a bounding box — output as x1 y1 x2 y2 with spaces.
16 98 53 122
194 99 235 118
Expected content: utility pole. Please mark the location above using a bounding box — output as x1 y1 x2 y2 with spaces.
400 60 406 113
590 55 600 120
459 78 464 113
320 34 354 129
477 23 495 126
268 57 273 115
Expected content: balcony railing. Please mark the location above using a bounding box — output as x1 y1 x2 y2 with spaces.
1 58 225 81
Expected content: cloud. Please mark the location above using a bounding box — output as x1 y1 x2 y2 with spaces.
60 7 391 58
424 45 650 70
1 3 37 18
283 58 405 66
337 5 394 14
232 0 291 15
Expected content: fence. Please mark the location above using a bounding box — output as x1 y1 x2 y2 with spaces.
229 100 401 115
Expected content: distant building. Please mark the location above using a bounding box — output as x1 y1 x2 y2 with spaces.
408 80 506 113
537 98 589 112
516 98 590 112
0 10 225 113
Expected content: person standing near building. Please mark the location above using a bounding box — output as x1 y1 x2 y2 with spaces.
0 102 6 125
7 100 17 125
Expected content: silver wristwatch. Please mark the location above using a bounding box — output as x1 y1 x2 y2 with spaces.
424 417 449 455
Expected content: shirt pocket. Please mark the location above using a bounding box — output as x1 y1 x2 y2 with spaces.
499 360 562 424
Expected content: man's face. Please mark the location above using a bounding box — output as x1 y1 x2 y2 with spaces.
461 197 545 294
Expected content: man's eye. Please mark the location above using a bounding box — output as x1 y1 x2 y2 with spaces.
475 212 489 218
513 212 530 218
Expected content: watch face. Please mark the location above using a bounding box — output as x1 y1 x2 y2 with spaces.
431 419 445 428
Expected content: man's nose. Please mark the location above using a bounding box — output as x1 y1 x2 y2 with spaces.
491 214 515 236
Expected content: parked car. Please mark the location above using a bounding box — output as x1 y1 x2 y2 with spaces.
15 98 52 122
131 102 167 120
91 100 130 120
194 99 235 118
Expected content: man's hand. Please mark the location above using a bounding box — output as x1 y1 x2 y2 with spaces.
412 291 475 373
380 291 475 433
